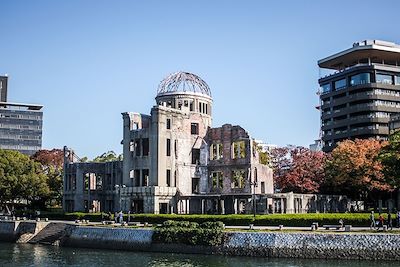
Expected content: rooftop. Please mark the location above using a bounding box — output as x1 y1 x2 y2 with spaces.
157 71 212 97
0 101 43 111
318 40 400 70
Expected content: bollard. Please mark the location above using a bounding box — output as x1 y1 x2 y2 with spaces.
36 218 41 222
383 225 388 232
345 225 352 232
279 225 283 231
45 218 49 222
311 224 316 231
249 224 254 230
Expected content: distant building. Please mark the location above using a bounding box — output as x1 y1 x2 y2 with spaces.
318 40 400 152
0 75 43 155
253 140 277 154
389 113 400 134
309 139 323 152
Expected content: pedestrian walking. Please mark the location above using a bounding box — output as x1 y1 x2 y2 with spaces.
370 211 376 230
377 213 384 230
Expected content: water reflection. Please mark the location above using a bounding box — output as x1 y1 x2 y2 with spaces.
0 242 399 267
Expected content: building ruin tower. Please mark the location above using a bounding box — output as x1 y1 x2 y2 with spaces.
121 72 213 213
319 40 400 152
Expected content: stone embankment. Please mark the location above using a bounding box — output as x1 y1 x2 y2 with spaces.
1 221 400 260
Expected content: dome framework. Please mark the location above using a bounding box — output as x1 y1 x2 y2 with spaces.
157 72 212 97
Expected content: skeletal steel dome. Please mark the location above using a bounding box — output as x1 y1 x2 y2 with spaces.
157 72 212 97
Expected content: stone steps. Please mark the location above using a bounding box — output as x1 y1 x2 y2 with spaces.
28 223 68 245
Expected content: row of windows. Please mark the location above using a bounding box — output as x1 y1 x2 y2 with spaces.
0 134 41 140
321 72 400 93
0 144 40 150
0 124 41 130
211 169 258 190
0 114 42 120
158 99 211 115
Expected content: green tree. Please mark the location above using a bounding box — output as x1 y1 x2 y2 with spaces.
93 151 123 162
0 150 50 208
379 131 400 189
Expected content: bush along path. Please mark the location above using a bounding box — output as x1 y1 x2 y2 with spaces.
40 212 398 227
152 220 224 246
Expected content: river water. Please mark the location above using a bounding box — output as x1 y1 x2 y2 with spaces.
0 242 398 267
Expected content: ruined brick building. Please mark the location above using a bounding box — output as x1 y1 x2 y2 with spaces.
63 72 348 214
63 72 274 214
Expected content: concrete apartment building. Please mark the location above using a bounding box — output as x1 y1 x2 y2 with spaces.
318 40 400 152
63 72 275 214
0 75 43 155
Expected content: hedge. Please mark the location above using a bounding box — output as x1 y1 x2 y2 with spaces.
35 212 398 227
152 220 224 246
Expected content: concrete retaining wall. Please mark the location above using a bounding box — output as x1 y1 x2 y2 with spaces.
1 221 400 260
0 221 40 242
63 226 153 251
223 232 400 260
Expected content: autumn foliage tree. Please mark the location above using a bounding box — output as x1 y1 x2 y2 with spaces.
31 149 64 207
324 139 391 200
271 146 326 194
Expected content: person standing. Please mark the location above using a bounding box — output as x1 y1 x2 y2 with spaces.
377 213 384 230
370 211 376 230
387 212 393 230
119 211 123 224
397 210 400 228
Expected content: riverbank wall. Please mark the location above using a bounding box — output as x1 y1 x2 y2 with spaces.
1 221 400 260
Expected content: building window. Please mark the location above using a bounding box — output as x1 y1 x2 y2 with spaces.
134 170 140 186
210 143 223 160
395 76 400 85
192 178 200 193
142 138 149 156
232 140 246 159
134 139 141 156
350 73 370 86
166 169 171 187
211 171 223 189
321 83 331 93
166 138 171 156
192 148 200 164
261 182 265 194
174 140 178 159
231 170 245 189
191 123 199 135
142 169 149 186
334 78 346 90
166 118 171 130
376 73 393 84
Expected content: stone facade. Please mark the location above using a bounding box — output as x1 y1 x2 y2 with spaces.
63 72 274 214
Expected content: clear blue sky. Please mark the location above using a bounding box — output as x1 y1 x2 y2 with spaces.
1 0 399 158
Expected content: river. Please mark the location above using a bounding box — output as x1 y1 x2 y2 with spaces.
0 242 398 267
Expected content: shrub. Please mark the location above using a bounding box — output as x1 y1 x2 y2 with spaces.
153 220 224 246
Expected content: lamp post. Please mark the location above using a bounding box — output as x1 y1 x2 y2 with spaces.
115 184 126 211
250 180 258 218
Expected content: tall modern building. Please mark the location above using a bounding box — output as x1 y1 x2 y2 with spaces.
0 75 43 155
318 40 400 152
